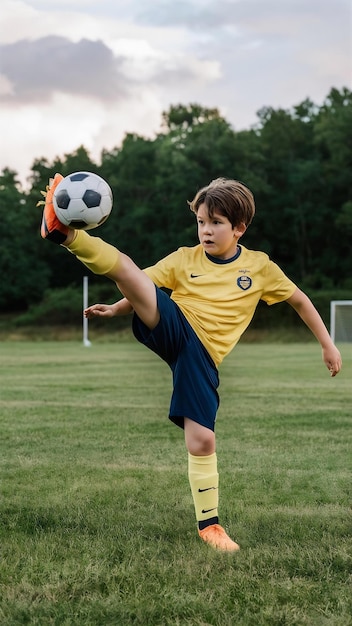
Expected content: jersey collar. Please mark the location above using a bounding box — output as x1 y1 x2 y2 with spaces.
205 245 242 265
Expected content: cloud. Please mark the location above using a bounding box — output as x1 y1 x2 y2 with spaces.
0 32 220 106
0 37 128 103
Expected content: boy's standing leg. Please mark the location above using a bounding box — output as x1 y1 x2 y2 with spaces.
185 418 239 551
40 174 239 552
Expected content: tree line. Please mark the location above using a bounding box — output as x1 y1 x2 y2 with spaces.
0 86 351 325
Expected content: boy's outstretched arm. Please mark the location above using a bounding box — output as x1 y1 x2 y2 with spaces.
84 298 133 319
286 288 342 376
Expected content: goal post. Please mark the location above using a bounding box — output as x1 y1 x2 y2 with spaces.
83 275 92 347
330 300 352 343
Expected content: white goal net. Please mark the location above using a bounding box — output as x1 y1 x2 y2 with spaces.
330 300 352 343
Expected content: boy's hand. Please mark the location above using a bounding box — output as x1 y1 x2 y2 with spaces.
84 304 117 319
323 344 342 377
84 299 133 319
38 173 70 244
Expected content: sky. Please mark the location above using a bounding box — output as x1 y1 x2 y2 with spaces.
0 0 351 188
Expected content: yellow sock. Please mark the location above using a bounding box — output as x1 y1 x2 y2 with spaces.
188 452 219 526
66 230 121 276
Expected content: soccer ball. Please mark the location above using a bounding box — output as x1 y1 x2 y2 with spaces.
53 171 113 230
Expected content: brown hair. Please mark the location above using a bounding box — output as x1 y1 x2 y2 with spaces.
189 178 255 228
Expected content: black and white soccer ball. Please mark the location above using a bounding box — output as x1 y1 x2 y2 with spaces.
53 171 113 230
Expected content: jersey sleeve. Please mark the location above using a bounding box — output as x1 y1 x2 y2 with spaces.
261 260 297 305
143 250 180 290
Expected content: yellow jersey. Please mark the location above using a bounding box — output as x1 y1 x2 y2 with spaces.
144 244 296 366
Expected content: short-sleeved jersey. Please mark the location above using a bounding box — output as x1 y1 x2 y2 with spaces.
144 244 296 366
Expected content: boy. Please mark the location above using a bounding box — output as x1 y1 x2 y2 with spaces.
40 174 342 552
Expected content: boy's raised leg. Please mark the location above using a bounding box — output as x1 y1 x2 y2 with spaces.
40 175 159 331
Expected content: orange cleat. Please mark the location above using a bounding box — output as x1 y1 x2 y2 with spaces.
198 524 240 552
38 173 69 244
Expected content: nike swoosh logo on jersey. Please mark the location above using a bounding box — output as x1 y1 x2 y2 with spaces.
190 273 205 278
198 486 218 492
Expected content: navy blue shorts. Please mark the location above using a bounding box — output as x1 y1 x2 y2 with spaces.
132 287 219 431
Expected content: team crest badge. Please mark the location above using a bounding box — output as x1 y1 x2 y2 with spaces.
237 275 252 290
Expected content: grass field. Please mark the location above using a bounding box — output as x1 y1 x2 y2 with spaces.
0 339 351 626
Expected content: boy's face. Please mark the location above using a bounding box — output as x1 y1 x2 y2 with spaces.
196 203 246 260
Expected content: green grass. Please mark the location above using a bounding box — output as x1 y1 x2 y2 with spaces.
0 340 351 626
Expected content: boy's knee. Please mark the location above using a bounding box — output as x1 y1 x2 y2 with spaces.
184 419 216 456
188 439 215 456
